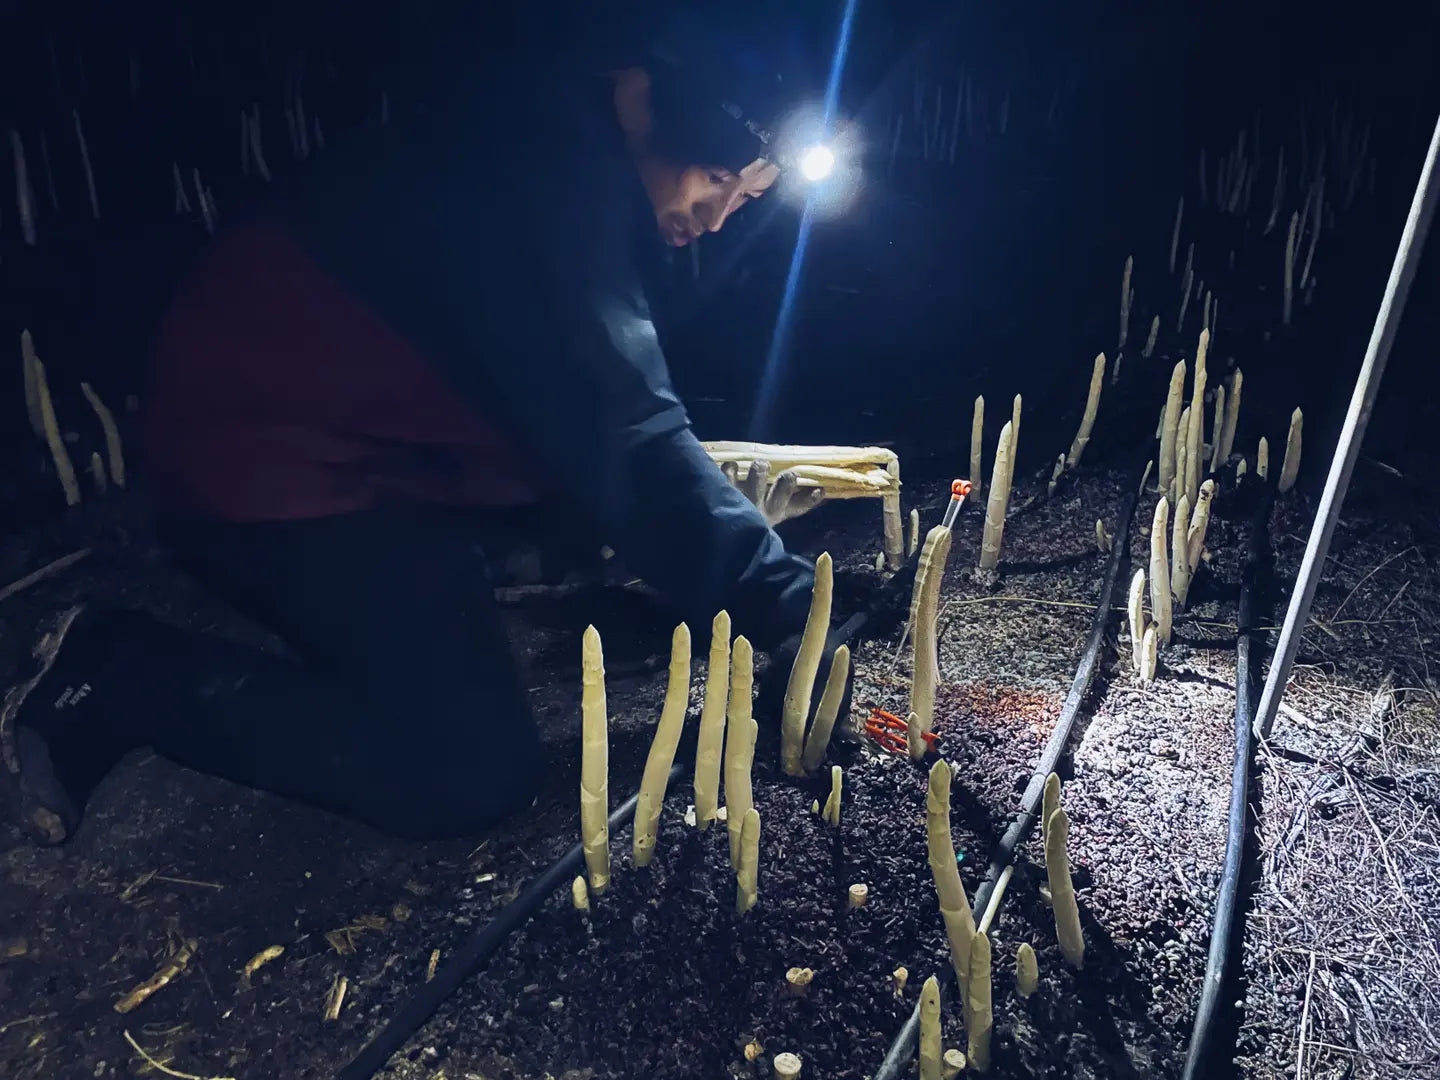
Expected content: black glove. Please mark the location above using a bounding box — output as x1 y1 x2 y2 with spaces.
754 627 857 746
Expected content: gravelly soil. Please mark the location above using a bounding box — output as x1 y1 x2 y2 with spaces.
1235 490 1440 1080
1 463 1432 1080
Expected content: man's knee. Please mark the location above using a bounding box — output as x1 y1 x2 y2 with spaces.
364 741 546 841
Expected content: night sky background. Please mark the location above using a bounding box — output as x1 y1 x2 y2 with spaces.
2 0 1437 524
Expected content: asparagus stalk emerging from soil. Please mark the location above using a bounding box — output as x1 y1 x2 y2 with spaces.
1045 807 1085 968
801 645 850 773
1146 498 1172 644
1171 493 1193 609
1128 570 1147 672
969 396 984 494
74 110 99 220
725 637 758 869
1209 385 1226 473
1278 407 1303 493
1218 370 1242 466
919 975 943 1080
781 552 833 776
1041 772 1061 847
1158 361 1186 494
1258 436 1270 481
1140 626 1159 685
943 1049 966 1079
634 623 691 867
907 712 925 760
21 330 45 438
979 421 1014 572
1169 196 1184 273
1173 406 1190 505
1065 353 1106 469
927 761 977 993
11 130 37 245
89 452 107 495
28 350 82 507
1187 480 1216 575
1284 211 1298 324
1118 257 1133 350
1186 330 1209 506
1006 395 1022 490
909 525 954 738
821 765 843 826
1177 262 1193 332
1143 315 1160 359
580 626 611 893
907 509 921 558
967 932 993 1072
694 611 731 829
79 382 126 488
571 876 589 911
1016 942 1038 996
736 806 761 914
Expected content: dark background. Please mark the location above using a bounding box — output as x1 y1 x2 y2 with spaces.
2 0 1437 524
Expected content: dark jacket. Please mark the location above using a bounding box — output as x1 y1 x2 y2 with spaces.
145 63 815 647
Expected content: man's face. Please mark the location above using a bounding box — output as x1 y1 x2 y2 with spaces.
651 159 780 247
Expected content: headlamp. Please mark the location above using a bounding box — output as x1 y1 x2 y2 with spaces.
718 98 840 184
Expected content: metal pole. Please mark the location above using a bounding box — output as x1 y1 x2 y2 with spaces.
1255 111 1440 739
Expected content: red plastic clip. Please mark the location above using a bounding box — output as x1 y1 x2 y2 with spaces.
865 707 939 756
951 479 973 498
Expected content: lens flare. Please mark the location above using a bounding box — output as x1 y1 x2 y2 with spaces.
798 144 836 182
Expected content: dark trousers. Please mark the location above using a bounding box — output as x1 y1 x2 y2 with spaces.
70 508 548 839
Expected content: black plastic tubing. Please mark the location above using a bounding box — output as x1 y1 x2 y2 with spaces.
871 456 1149 1080
1181 488 1274 1079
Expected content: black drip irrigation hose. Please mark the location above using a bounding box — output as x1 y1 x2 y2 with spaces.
336 761 685 1080
1181 487 1274 1080
870 453 1150 1080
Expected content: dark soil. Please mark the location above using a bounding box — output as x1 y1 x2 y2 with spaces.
0 465 1235 1080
